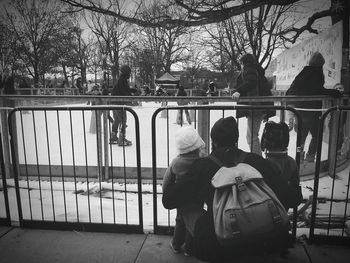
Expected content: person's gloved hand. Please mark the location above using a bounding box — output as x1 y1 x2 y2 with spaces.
333 83 344 96
288 117 297 132
231 91 240 101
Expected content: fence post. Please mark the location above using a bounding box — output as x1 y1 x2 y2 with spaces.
96 110 104 180
0 99 14 178
103 110 109 179
327 99 340 178
197 101 210 154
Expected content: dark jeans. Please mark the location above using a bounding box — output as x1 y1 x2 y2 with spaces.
176 109 191 125
300 111 320 156
172 209 193 251
112 109 127 136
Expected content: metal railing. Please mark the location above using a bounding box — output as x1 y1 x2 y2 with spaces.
7 106 143 233
151 105 303 240
309 106 350 245
0 95 349 243
0 130 11 226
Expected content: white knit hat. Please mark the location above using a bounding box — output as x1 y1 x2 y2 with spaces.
175 126 205 154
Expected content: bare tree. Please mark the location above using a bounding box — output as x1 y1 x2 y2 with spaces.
3 0 71 86
85 0 132 86
70 23 95 84
134 1 193 78
203 3 293 73
0 20 23 75
181 46 205 89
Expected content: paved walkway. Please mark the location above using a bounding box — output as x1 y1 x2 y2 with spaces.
0 226 349 263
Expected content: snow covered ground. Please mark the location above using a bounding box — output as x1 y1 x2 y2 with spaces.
1 101 349 235
1 162 349 234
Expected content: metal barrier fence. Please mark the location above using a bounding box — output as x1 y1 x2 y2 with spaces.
0 130 11 226
151 105 303 240
7 106 143 233
310 106 350 245
0 95 349 243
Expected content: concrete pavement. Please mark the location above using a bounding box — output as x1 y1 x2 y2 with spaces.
0 226 349 263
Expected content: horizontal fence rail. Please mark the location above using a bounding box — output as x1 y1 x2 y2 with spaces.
7 106 143 233
151 105 303 240
310 106 350 245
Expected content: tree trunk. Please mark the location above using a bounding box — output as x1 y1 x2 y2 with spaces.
111 64 118 87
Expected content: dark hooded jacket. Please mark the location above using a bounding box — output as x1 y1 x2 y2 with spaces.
0 74 15 94
235 63 274 118
112 72 137 105
286 66 341 114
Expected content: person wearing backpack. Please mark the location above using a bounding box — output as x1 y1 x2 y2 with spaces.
163 116 301 262
232 53 275 156
286 52 342 162
261 121 303 209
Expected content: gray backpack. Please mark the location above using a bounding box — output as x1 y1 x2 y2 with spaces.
210 156 289 246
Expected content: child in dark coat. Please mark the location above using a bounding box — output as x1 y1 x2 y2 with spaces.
162 126 205 256
261 121 303 209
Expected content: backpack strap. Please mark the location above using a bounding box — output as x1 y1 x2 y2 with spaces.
208 155 224 167
208 151 247 168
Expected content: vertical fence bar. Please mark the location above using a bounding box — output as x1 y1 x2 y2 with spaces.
121 109 128 225
32 110 45 220
82 110 92 223
103 110 109 180
292 109 303 241
95 110 104 223
326 109 342 236
44 110 56 221
108 113 116 224
69 110 79 222
8 109 24 224
56 110 67 222
152 108 159 233
166 108 171 230
342 167 350 237
132 107 143 232
19 111 32 220
0 129 11 225
309 106 327 241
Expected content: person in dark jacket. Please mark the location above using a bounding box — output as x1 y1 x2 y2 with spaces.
0 68 15 95
162 116 300 262
110 65 136 146
176 85 191 125
206 81 218 96
286 52 342 162
232 53 274 156
261 121 303 209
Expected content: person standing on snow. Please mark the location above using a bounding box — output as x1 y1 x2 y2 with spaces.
110 65 136 146
232 53 275 156
176 85 192 125
286 52 342 162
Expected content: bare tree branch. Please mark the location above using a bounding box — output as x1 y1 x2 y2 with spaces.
61 0 300 28
279 8 332 43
